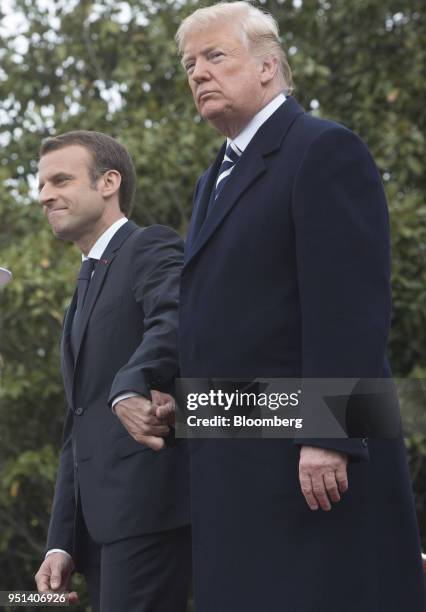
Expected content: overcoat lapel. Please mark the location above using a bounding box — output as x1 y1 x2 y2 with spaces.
68 219 139 405
183 97 305 271
185 146 225 257
187 151 266 264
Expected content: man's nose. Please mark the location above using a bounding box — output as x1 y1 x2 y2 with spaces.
191 58 210 83
39 184 56 205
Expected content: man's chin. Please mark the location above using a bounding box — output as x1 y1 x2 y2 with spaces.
203 112 229 134
198 101 224 122
50 224 73 241
198 105 235 135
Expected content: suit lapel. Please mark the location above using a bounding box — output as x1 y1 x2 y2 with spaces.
183 96 305 271
61 292 77 407
71 220 139 389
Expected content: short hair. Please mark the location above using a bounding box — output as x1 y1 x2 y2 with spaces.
175 1 293 94
39 130 136 216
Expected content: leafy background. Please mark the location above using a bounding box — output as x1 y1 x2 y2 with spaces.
0 0 424 610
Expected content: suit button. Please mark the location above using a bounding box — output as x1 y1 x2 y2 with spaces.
361 438 368 447
75 406 84 415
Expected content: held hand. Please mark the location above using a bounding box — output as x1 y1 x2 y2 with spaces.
299 446 348 511
115 395 170 451
35 552 78 604
151 390 176 427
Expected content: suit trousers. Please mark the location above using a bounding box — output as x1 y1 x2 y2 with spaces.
79 515 192 612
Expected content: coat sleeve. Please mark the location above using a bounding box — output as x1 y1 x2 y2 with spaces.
108 225 184 402
46 407 76 556
291 126 392 461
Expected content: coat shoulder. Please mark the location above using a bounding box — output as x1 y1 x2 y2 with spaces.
292 110 356 145
127 224 184 250
287 110 374 173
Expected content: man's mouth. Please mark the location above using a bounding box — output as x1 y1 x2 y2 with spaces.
47 208 67 219
48 208 67 216
198 91 217 102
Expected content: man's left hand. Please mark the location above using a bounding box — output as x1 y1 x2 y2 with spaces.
299 446 348 511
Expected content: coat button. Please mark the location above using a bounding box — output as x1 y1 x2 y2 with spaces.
361 437 368 447
75 406 84 415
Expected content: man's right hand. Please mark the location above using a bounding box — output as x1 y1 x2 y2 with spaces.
35 552 78 604
115 395 170 451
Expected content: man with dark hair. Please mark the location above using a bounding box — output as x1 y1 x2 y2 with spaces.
39 131 136 216
34 131 191 612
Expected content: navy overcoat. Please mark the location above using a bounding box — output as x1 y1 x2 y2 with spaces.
179 98 425 611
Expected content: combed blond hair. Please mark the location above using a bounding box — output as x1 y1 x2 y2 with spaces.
175 1 293 93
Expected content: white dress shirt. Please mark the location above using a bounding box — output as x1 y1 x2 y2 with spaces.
84 216 128 261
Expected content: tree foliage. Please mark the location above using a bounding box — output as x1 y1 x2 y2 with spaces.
0 0 424 608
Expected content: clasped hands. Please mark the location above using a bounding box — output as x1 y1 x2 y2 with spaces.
114 390 176 451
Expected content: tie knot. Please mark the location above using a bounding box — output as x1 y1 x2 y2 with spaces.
78 257 97 281
224 142 241 164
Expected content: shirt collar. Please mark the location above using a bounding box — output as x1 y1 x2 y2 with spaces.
228 92 287 153
82 217 128 261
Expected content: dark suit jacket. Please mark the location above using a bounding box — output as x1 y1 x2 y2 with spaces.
179 98 425 611
47 221 190 564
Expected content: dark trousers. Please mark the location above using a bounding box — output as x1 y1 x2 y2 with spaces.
79 520 192 612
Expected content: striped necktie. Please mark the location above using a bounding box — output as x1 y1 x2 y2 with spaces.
214 142 242 201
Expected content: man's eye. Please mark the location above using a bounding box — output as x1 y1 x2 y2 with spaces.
185 63 195 74
210 52 224 60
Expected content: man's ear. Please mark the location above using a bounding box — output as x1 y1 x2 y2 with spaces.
259 54 278 85
99 169 122 199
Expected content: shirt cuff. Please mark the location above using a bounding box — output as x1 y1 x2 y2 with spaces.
45 549 74 565
111 392 140 413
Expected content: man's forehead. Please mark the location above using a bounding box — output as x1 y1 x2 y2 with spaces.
183 22 242 57
38 145 91 175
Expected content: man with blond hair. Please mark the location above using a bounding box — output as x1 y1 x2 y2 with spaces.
176 2 425 611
